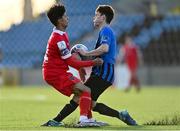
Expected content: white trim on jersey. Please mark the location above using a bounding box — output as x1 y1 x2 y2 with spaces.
53 27 65 35
61 53 71 59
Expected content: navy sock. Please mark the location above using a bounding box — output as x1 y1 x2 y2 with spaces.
93 103 119 118
53 100 78 122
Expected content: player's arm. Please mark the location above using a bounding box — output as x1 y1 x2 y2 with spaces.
78 44 109 57
78 28 110 57
70 53 87 82
65 54 103 70
57 41 103 70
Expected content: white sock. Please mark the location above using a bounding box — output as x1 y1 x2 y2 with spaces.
79 115 88 122
88 118 95 122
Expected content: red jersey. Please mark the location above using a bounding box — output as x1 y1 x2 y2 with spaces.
123 43 138 70
42 28 96 97
42 28 72 79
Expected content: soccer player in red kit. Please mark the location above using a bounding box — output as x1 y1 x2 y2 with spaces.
42 3 103 127
42 5 137 127
120 36 141 92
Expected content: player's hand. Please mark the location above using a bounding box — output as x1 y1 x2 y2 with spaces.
93 58 103 66
78 68 86 82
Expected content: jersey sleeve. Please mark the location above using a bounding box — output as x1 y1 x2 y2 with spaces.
57 41 71 59
100 28 111 46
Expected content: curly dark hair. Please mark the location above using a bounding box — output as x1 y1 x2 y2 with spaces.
47 3 66 26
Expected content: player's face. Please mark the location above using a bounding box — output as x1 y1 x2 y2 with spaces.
93 11 104 28
59 13 69 29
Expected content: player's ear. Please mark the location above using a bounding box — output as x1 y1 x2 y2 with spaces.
102 14 106 21
57 18 63 24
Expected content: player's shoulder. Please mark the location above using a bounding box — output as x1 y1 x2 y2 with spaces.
101 26 113 34
51 28 66 39
102 25 112 31
52 31 64 38
50 33 67 46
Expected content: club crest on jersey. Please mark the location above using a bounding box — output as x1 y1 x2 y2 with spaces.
57 41 67 50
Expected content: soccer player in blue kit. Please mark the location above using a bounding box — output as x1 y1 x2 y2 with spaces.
43 5 137 127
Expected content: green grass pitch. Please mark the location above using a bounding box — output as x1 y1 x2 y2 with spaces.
0 86 180 130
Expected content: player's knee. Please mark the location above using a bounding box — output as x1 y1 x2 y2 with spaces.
81 83 91 93
84 86 91 93
72 95 80 103
73 82 91 94
81 85 91 93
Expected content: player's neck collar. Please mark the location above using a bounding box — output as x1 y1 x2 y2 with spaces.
53 27 65 35
100 24 109 30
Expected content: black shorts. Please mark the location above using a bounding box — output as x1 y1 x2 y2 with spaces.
84 73 112 101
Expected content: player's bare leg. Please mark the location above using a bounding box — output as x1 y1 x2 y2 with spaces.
73 82 100 127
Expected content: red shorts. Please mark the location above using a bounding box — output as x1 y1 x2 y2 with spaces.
43 72 81 97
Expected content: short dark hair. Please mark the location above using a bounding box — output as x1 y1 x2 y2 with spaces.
96 5 114 24
47 3 65 26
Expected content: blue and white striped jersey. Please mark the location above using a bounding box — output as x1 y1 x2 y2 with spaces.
92 26 116 83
